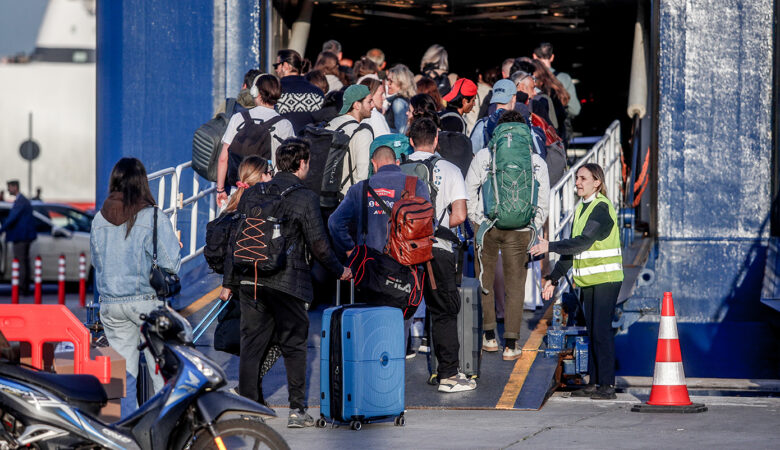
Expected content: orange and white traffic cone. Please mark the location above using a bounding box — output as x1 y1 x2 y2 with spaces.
632 292 707 413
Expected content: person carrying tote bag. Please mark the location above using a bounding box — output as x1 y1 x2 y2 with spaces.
90 158 181 418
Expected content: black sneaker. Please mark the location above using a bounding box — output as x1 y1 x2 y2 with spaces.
590 385 617 400
570 384 598 397
288 409 315 428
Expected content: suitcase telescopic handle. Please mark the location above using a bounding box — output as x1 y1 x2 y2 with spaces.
335 279 355 306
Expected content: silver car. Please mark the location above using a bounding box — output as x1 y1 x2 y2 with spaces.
0 202 93 283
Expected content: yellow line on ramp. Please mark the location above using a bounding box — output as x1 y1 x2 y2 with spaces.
495 303 554 409
179 287 222 318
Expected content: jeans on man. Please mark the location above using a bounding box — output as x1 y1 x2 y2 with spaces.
423 246 461 380
12 241 32 294
474 226 532 340
100 300 166 418
238 284 309 410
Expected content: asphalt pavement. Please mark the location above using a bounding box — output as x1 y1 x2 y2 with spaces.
264 394 780 449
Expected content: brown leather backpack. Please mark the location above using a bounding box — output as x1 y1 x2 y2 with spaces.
382 176 435 266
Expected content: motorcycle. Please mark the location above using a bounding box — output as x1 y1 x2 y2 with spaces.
0 305 289 449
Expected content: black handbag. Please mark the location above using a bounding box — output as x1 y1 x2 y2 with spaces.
149 207 181 298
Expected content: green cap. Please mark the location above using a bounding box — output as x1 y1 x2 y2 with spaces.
368 134 412 177
339 84 370 115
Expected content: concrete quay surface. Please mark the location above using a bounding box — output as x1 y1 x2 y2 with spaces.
264 394 780 449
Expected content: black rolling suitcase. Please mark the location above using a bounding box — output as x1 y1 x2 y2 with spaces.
427 276 482 383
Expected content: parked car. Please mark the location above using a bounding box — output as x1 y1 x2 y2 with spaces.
0 202 93 283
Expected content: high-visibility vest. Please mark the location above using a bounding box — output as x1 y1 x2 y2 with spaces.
571 194 624 287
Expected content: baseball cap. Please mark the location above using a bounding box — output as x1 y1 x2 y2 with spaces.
443 78 478 102
339 84 370 115
370 134 411 159
490 79 518 105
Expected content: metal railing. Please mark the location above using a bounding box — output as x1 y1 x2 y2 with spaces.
147 162 217 264
547 120 622 267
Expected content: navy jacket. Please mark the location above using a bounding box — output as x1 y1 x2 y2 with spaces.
328 165 429 257
1 194 36 242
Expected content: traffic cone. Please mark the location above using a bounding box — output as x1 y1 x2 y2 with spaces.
632 292 707 413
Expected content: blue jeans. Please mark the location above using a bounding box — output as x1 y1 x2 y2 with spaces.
100 300 166 418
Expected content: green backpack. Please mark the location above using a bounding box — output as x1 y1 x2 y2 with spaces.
482 122 538 230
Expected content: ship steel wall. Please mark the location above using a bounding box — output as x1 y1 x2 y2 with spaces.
96 1 260 273
622 0 779 378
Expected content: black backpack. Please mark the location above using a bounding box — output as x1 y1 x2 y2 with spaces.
203 210 241 274
192 98 245 181
423 67 451 96
436 131 473 179
232 182 303 274
298 120 373 208
226 111 285 186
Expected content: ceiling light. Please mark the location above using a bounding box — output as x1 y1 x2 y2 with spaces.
330 13 365 21
473 1 533 8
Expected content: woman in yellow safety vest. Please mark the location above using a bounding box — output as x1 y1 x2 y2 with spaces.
529 163 623 400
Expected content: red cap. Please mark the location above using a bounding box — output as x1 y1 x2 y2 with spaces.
443 78 478 102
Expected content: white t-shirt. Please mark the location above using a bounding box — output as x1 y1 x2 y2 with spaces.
221 105 296 167
363 108 391 138
407 151 467 229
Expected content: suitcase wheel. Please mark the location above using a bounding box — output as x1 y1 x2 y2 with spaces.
316 417 328 428
394 416 405 427
427 374 438 385
349 420 362 431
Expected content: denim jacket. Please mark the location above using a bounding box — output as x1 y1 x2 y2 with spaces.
90 207 181 303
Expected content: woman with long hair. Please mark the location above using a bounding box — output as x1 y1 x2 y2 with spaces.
416 77 444 111
220 156 272 299
515 57 569 139
407 93 442 130
313 51 346 92
385 64 417 134
530 163 623 400
359 77 391 137
90 157 181 418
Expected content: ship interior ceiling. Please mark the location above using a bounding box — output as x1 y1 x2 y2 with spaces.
283 0 641 138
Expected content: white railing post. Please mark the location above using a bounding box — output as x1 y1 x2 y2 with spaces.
148 162 216 265
190 171 199 255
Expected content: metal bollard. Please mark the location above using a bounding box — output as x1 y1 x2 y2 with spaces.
58 255 66 305
78 253 87 307
11 259 19 304
34 256 42 304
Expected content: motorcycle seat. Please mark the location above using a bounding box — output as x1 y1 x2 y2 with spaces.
0 362 108 413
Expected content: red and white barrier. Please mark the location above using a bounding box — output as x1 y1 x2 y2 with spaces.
11 259 19 304
632 292 707 413
58 255 66 305
79 253 87 307
34 256 42 304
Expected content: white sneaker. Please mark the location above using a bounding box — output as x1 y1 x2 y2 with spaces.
503 344 522 361
417 338 430 354
438 373 477 393
503 344 523 361
482 334 498 352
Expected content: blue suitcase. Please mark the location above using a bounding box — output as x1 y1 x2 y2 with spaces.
317 280 406 430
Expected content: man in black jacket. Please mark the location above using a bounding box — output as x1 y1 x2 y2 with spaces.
237 138 351 428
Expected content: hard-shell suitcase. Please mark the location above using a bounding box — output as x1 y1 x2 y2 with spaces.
428 276 482 383
318 280 406 430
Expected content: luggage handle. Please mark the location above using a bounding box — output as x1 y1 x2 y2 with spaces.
335 279 355 306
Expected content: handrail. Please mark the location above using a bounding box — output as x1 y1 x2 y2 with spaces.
547 120 622 267
147 162 216 265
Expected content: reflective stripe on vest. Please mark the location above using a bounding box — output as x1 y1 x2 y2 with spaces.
571 194 624 287
573 263 624 277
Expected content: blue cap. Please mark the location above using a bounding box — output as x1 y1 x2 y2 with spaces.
491 79 518 105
